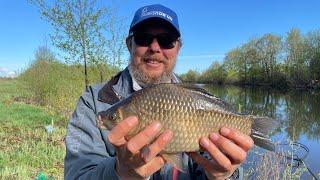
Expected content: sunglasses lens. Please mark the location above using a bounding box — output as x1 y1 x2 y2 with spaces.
133 33 153 47
133 33 178 49
157 34 177 49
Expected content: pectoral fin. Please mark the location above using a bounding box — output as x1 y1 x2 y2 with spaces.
161 153 186 173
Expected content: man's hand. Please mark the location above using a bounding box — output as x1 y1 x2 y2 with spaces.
107 116 173 180
188 127 254 180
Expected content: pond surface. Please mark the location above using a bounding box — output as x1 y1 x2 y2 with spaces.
202 84 320 179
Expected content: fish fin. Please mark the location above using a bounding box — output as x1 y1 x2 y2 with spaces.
177 84 236 112
252 116 279 135
251 116 279 151
96 115 108 130
177 84 213 96
251 130 275 151
161 153 186 173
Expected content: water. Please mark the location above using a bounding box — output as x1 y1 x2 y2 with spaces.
203 84 320 179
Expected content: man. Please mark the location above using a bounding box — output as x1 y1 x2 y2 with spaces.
65 4 253 180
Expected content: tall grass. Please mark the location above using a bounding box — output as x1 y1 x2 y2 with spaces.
0 60 119 179
0 79 65 179
18 60 119 118
244 144 315 180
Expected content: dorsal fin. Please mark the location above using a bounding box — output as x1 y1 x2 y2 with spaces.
175 84 236 113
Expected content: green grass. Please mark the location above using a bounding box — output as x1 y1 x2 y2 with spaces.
0 79 66 179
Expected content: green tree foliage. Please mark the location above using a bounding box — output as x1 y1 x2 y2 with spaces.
29 0 126 89
224 48 242 83
180 69 200 82
284 29 309 85
198 61 227 84
19 46 118 117
305 30 320 83
255 34 282 83
181 28 320 89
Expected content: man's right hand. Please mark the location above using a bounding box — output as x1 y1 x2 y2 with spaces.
107 116 174 180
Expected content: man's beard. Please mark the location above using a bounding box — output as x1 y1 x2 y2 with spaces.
128 57 175 88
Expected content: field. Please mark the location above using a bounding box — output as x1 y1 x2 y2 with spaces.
0 79 66 179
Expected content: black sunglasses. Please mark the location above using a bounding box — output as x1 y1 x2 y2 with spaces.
132 33 179 49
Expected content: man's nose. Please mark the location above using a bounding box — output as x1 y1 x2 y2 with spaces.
149 38 161 52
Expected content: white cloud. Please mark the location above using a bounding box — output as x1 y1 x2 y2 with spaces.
7 71 17 78
0 67 9 73
0 67 17 78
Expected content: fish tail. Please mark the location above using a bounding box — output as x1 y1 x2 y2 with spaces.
251 116 279 151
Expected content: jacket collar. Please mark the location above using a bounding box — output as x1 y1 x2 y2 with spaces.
98 67 181 105
98 68 134 104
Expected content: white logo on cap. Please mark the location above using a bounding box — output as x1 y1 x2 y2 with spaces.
141 8 173 22
141 7 148 16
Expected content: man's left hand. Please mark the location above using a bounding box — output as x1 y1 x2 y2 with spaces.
188 127 254 180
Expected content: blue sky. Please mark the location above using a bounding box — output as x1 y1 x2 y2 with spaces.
0 0 319 77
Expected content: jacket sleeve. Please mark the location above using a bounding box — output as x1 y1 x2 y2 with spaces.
64 87 119 180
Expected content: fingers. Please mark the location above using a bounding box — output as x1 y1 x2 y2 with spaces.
141 130 173 162
199 137 233 171
137 156 166 177
110 118 173 179
127 121 162 154
187 152 216 171
188 151 238 180
108 116 138 146
208 133 247 164
198 127 253 169
220 127 254 152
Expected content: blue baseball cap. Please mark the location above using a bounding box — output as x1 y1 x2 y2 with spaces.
129 4 180 37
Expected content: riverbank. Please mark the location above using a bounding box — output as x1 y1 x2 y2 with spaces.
184 80 320 91
0 79 66 179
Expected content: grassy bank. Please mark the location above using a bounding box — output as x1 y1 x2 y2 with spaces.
18 60 119 118
0 79 66 179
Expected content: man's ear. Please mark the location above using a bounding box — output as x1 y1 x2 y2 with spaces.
177 39 182 49
126 37 132 53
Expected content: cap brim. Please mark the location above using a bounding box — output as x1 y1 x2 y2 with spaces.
130 17 180 37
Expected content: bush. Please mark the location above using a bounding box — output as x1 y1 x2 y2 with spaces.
198 62 227 84
225 69 240 84
19 60 118 118
180 70 200 82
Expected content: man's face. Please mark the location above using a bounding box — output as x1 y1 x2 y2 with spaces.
127 24 180 86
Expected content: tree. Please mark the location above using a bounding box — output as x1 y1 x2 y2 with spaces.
305 30 320 82
105 8 127 68
255 34 282 83
224 46 250 83
200 61 227 84
34 45 57 63
180 69 200 82
29 0 126 89
284 28 308 85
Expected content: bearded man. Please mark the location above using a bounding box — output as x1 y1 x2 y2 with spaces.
65 4 253 180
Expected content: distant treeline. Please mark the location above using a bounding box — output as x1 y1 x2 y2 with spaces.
180 28 320 90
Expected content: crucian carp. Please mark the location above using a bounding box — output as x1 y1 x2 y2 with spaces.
97 83 278 171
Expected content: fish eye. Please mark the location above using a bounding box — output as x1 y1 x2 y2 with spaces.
108 112 117 121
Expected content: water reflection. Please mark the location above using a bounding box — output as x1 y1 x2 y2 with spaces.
203 84 320 177
203 85 320 141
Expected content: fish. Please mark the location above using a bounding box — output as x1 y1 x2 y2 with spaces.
97 83 278 171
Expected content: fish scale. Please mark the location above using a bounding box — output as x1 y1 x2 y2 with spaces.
134 86 251 152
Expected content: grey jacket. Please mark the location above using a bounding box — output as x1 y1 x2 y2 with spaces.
64 68 236 180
